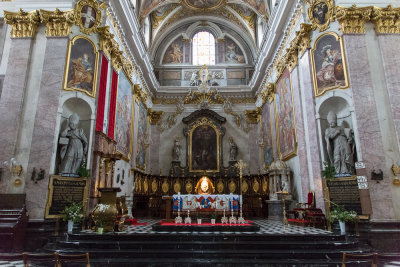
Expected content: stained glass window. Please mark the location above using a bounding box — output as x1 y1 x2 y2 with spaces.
192 31 216 65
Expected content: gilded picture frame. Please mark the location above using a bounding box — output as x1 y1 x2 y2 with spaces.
114 68 135 161
307 0 335 32
311 32 349 97
274 68 297 161
135 95 149 171
63 35 99 97
74 0 102 35
188 117 221 173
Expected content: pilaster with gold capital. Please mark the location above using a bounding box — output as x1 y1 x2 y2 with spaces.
4 9 40 38
40 9 75 37
336 5 372 34
371 5 400 34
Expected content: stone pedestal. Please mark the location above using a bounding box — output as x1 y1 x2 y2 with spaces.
266 199 292 221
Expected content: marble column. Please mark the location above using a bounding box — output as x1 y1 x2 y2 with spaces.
25 37 69 220
150 124 160 174
344 34 395 220
0 38 34 193
249 124 260 173
298 51 324 211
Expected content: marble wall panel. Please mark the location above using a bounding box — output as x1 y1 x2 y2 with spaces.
25 38 69 219
344 35 394 220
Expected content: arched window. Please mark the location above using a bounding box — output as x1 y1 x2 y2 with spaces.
192 31 216 65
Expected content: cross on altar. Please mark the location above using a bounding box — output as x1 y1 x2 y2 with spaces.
81 6 96 28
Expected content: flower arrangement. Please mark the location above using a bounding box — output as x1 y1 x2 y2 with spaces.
328 206 358 223
62 202 83 223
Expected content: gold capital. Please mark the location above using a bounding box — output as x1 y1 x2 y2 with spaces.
336 5 372 34
4 9 40 38
40 9 75 37
148 109 164 125
245 108 261 124
371 5 400 34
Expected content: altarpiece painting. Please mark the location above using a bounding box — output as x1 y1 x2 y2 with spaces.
261 102 274 169
64 36 98 97
275 68 297 160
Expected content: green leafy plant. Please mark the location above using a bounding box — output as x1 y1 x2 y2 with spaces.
210 212 216 219
322 161 335 179
62 202 83 223
77 166 90 178
97 219 103 228
328 206 358 223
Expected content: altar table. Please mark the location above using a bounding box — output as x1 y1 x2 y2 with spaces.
172 194 239 212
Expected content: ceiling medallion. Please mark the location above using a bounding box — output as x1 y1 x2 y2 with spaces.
183 0 225 11
75 0 102 35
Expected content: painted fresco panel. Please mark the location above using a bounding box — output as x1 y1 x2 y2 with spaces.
225 37 245 64
275 69 297 160
136 100 148 170
262 102 273 168
162 37 184 64
115 70 133 158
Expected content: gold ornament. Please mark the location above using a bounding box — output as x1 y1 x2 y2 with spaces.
4 9 40 38
74 0 102 35
371 5 400 34
307 0 335 32
336 5 372 34
40 9 75 37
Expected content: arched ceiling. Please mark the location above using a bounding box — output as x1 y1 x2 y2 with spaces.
141 0 269 61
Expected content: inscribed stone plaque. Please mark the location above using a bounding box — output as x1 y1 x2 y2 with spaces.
45 176 89 219
326 177 362 214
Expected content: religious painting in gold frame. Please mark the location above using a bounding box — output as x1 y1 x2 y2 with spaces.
188 117 220 173
74 0 102 35
311 32 349 97
307 0 335 32
135 94 149 171
261 100 274 170
274 68 297 161
63 35 99 97
114 68 134 161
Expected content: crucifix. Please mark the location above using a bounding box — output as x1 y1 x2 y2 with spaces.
235 160 247 224
81 6 96 28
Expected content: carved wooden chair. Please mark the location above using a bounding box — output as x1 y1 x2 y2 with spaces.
341 252 378 267
22 252 58 267
56 252 90 267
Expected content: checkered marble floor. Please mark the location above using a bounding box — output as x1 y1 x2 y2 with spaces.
79 218 331 235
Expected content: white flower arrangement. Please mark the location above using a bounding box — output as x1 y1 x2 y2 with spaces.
62 202 83 223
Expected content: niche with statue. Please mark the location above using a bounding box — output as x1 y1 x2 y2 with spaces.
56 98 92 177
318 96 357 178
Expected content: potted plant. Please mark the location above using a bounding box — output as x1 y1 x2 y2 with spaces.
210 212 216 225
328 206 358 234
196 212 202 225
97 220 103 234
322 161 335 179
62 202 83 233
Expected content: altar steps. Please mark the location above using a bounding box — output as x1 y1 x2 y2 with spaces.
44 232 369 266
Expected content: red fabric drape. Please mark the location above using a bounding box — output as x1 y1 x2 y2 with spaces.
95 54 109 132
107 70 118 139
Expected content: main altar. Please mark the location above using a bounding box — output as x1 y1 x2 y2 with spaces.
172 194 239 212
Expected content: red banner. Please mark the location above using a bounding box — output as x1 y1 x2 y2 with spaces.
95 54 109 132
107 69 118 139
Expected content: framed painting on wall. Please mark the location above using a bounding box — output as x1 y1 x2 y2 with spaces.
311 32 349 97
261 101 274 169
63 36 99 97
135 97 148 171
114 69 134 160
274 68 297 161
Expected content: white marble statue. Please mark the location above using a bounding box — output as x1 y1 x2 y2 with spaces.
229 137 238 161
172 138 181 161
325 111 355 175
59 113 88 174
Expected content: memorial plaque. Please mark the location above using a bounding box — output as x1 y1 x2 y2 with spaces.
325 177 362 214
45 176 89 219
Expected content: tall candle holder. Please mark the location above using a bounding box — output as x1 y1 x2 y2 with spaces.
235 160 247 224
175 192 182 224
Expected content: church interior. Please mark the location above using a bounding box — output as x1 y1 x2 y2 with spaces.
0 0 400 266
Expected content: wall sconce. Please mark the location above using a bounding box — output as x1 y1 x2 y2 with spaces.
2 158 23 177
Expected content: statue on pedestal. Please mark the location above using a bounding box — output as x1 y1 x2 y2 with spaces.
325 111 355 175
172 137 181 162
229 137 238 161
59 113 88 175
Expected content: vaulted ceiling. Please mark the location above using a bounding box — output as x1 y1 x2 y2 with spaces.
139 0 270 58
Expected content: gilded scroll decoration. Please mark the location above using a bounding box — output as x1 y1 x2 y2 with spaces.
4 9 40 38
40 9 75 37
